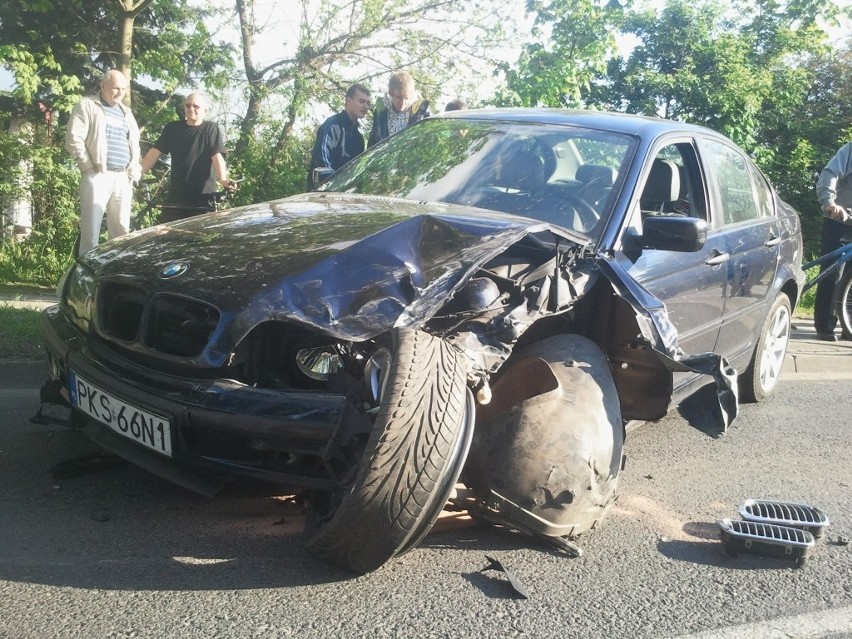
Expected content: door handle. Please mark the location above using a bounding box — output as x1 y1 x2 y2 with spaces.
705 250 730 266
764 236 782 247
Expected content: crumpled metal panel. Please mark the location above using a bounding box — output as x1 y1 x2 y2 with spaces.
598 255 738 429
83 195 590 364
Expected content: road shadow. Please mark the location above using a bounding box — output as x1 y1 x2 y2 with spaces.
676 383 729 437
0 470 360 590
0 428 570 592
656 520 806 571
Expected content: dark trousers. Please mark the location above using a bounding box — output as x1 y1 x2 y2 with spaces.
814 217 852 333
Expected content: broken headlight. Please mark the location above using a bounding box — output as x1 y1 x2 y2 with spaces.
296 345 343 381
62 263 96 332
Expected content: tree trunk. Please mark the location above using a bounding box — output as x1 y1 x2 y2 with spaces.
115 0 156 107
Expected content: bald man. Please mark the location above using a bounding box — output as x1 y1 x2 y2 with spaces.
66 69 141 255
141 91 236 222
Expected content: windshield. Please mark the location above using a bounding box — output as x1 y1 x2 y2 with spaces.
320 118 636 239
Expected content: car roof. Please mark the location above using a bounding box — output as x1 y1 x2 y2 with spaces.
436 107 718 139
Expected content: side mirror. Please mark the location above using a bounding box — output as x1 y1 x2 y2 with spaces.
312 167 335 189
641 216 707 252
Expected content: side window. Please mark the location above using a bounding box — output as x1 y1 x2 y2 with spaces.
639 142 706 221
700 138 762 226
748 161 775 218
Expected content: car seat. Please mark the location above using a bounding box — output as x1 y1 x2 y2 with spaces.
471 141 548 216
640 158 681 217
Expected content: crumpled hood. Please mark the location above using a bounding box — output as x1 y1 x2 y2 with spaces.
77 192 738 428
82 193 585 345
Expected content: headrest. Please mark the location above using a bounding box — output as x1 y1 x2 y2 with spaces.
576 164 616 186
643 159 681 203
494 143 546 191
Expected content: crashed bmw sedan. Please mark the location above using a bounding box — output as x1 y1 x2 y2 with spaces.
36 109 804 574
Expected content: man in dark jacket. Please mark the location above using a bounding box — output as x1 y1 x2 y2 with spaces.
367 70 430 147
308 83 371 189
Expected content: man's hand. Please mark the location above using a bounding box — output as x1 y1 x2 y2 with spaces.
823 203 850 223
218 177 238 192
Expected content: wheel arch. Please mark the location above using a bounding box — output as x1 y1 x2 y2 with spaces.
463 333 624 539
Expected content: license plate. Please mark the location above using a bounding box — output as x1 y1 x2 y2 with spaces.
69 371 173 457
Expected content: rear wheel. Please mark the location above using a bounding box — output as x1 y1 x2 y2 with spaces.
304 328 473 574
836 269 852 340
740 293 791 403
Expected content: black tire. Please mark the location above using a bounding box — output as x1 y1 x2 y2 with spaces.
304 328 472 574
464 334 624 539
740 293 792 403
836 268 852 341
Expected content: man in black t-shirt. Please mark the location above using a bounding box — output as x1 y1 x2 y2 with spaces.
141 91 236 222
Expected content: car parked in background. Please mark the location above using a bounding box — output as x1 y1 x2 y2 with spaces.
37 109 805 574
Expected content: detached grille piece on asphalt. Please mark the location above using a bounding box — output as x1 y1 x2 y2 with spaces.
738 498 830 539
719 518 815 565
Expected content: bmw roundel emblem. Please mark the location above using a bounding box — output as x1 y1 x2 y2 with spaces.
159 261 189 279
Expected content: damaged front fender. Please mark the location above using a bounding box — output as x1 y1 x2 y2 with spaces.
595 255 738 429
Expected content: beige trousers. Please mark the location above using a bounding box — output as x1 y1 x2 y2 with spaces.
78 170 132 255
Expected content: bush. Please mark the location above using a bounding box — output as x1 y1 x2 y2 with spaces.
0 305 43 360
0 132 78 286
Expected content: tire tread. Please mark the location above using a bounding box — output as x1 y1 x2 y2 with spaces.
304 329 468 574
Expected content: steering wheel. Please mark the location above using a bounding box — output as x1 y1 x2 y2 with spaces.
563 194 600 231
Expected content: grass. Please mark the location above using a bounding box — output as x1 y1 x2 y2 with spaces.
0 305 44 360
794 265 819 317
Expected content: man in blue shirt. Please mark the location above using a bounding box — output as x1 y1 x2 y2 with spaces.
308 83 371 189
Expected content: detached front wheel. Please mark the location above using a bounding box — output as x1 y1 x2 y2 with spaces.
304 328 473 574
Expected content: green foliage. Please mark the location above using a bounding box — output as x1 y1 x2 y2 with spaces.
756 46 852 257
229 0 505 159
0 0 232 119
797 264 820 311
0 122 79 286
0 44 83 111
576 0 848 257
0 305 43 360
229 128 314 205
493 0 622 107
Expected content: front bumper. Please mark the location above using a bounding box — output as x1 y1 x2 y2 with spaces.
38 305 355 494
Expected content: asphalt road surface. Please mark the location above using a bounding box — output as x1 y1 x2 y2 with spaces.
1 362 850 639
